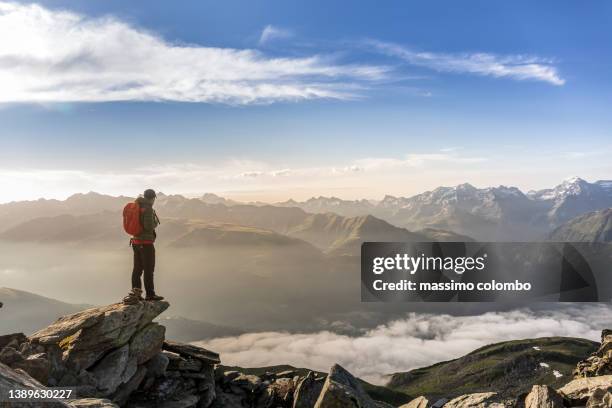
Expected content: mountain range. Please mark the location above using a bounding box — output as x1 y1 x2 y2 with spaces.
278 177 612 240
1 177 610 245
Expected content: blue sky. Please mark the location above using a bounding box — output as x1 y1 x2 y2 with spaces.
0 0 610 202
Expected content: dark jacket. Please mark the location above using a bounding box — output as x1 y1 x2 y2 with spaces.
133 196 159 242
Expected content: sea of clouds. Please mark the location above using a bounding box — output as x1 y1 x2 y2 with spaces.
196 304 611 384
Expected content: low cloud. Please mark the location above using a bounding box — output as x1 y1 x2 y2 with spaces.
369 40 565 86
0 2 386 104
197 305 610 384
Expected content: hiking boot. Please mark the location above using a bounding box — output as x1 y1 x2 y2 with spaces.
122 288 144 305
145 294 164 301
131 288 144 300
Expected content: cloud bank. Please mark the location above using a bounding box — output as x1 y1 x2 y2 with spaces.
0 2 386 104
370 40 565 86
197 305 610 384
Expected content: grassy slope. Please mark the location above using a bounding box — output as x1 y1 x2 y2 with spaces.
386 336 597 400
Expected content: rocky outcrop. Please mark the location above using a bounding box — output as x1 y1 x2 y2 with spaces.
399 396 429 408
314 364 389 408
558 375 612 406
2 301 611 408
523 385 564 408
0 300 220 407
0 361 117 407
575 329 612 377
293 371 325 408
441 392 502 408
127 340 219 407
586 388 612 408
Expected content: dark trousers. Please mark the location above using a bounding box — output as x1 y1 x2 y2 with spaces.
132 244 156 296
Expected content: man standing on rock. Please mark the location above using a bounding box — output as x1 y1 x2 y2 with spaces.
124 189 164 302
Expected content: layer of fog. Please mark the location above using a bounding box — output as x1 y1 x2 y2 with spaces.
197 305 611 384
1 242 528 332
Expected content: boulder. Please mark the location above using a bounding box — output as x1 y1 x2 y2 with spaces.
400 396 430 408
165 351 203 372
145 353 169 377
163 341 220 365
113 366 147 405
557 375 612 404
12 352 51 384
574 329 612 378
130 323 165 364
293 371 324 408
314 364 380 408
586 388 612 408
431 399 448 408
442 392 499 408
91 344 131 395
0 362 70 407
67 398 119 407
524 385 564 408
0 332 27 350
29 301 169 371
0 346 24 365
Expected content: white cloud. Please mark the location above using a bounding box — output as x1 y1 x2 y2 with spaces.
259 25 292 45
196 305 609 384
355 153 487 170
369 40 565 86
0 2 387 104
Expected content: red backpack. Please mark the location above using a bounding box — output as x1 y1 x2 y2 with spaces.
123 202 142 236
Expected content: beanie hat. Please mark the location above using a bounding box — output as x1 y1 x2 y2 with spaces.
144 189 157 199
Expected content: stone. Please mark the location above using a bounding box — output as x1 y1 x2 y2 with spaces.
91 344 130 395
0 346 24 365
557 375 612 404
586 388 612 408
211 388 245 408
293 371 324 408
67 398 119 407
0 362 70 407
12 352 51 384
29 301 169 371
113 365 147 406
162 340 220 364
19 341 33 355
524 385 564 408
266 377 297 405
431 399 448 408
231 373 264 393
145 352 169 377
59 372 79 386
77 369 98 387
276 370 296 379
0 332 27 350
575 329 612 378
197 366 216 408
442 392 498 408
314 364 379 408
399 396 430 408
130 323 165 364
222 370 242 382
122 356 138 383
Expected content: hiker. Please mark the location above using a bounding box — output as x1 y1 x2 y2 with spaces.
123 189 163 302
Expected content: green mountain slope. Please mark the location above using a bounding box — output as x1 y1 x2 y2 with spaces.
386 336 598 400
549 208 612 242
